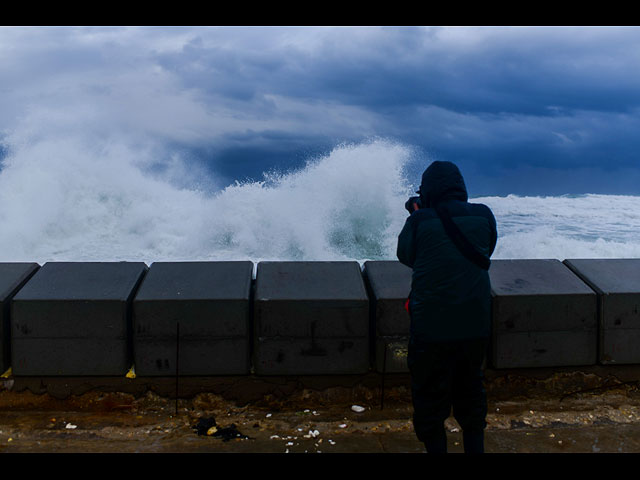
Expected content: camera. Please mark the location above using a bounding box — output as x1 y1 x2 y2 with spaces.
405 196 422 214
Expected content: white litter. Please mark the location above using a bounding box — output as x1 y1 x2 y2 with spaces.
309 429 320 438
65 423 77 430
339 424 347 428
351 405 365 413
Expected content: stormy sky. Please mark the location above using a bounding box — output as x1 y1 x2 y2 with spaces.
1 26 640 196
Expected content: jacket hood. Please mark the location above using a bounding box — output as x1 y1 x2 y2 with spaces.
419 161 468 207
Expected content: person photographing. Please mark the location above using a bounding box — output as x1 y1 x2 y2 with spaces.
397 161 497 453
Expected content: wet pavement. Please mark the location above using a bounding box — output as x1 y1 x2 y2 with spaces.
2 368 640 453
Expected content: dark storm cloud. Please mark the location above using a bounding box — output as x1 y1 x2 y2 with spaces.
155 27 640 115
2 26 640 194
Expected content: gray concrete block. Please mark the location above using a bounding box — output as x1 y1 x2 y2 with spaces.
564 259 640 364
132 261 252 376
363 261 412 336
490 259 597 368
363 261 412 373
254 261 369 375
11 262 147 376
0 263 40 372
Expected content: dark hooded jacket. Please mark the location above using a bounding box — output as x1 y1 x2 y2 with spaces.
397 161 497 341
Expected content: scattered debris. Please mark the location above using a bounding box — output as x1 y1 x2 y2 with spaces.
304 429 320 439
351 405 365 413
194 417 217 436
193 417 252 442
65 424 77 430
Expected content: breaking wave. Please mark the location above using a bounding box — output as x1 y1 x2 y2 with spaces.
0 136 639 264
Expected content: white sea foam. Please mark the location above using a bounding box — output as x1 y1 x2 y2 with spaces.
476 194 640 260
0 138 413 264
0 136 639 264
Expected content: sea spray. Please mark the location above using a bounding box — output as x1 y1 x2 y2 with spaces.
1 135 640 264
0 138 415 263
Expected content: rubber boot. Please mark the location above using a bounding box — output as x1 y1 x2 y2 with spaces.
462 430 484 453
423 429 448 453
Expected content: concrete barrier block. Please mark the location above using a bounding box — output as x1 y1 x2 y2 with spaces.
564 259 640 364
363 261 412 373
0 263 40 372
11 262 147 376
490 259 597 368
133 261 253 376
254 261 369 375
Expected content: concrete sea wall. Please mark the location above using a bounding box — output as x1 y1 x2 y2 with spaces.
1 259 639 380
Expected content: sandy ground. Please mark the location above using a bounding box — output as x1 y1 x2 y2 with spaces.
2 367 640 454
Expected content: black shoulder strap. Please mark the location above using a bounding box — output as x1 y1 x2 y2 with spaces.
435 204 491 270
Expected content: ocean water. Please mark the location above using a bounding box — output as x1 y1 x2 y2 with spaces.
0 138 639 265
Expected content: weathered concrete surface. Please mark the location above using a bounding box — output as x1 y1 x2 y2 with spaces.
564 259 640 365
11 262 147 376
133 261 253 376
0 263 39 373
363 261 412 374
253 262 369 375
490 259 597 369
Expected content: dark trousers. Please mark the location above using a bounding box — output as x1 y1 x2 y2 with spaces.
407 336 488 453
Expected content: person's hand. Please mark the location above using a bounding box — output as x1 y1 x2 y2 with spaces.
405 196 422 214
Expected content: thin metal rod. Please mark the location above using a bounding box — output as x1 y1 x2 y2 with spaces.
175 321 180 415
380 343 387 410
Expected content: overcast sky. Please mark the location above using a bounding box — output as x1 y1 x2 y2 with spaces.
2 26 640 196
